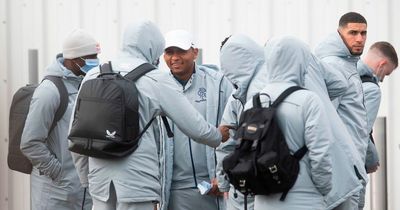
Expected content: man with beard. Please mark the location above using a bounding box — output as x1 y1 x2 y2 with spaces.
315 12 369 210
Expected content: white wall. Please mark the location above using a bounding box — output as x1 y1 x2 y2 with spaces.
387 0 400 208
1 0 399 209
0 0 9 209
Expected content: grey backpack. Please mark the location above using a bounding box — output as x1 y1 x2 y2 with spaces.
8 76 68 174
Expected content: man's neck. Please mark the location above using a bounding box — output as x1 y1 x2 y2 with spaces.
173 74 191 86
173 65 196 85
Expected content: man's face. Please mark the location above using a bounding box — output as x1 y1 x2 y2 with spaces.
73 54 98 75
64 54 98 76
163 47 198 79
338 23 367 55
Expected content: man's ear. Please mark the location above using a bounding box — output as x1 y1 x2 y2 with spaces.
193 48 199 60
63 59 73 69
376 59 387 70
337 28 343 35
380 59 388 66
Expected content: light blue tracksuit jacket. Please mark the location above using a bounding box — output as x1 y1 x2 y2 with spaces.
217 34 266 210
245 36 333 210
21 56 91 210
160 64 232 210
315 32 369 164
357 60 380 170
221 35 368 209
69 20 222 205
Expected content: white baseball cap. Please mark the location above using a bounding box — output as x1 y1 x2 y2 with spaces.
62 29 101 59
164 29 196 50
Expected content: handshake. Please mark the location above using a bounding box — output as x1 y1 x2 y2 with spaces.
218 124 237 143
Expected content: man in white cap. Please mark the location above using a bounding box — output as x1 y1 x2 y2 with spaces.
21 28 100 210
159 29 233 210
69 21 230 210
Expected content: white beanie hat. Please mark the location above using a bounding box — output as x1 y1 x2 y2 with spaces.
164 29 196 50
62 29 101 59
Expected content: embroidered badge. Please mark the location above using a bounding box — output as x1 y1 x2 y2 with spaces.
195 87 207 103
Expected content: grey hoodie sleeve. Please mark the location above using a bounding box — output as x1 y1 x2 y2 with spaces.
157 83 222 148
303 93 332 196
363 81 381 169
70 152 89 187
320 61 348 100
20 81 62 180
215 138 234 192
216 96 242 192
363 82 381 132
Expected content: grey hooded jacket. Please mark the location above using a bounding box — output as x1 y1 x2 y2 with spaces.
217 94 256 210
315 32 369 163
221 35 367 209
246 36 333 210
220 34 266 104
301 35 367 209
217 34 265 210
160 64 232 210
357 60 380 170
357 61 380 134
21 56 91 210
69 20 222 203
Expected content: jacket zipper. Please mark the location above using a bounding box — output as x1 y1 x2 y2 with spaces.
188 138 198 187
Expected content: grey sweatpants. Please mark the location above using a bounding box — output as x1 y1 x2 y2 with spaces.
332 191 360 210
92 182 155 210
226 189 254 210
168 188 219 210
30 172 92 210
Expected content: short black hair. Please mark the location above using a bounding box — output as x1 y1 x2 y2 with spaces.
220 35 232 50
338 12 367 28
371 41 398 68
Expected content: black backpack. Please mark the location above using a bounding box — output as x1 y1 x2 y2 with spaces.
69 62 173 159
222 86 308 202
8 76 68 174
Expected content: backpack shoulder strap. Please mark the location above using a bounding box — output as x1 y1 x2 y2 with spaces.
252 93 262 108
294 145 308 159
360 75 379 86
280 144 308 201
161 116 174 138
100 61 113 74
271 86 307 157
133 116 174 143
125 63 156 81
271 86 303 108
43 76 69 132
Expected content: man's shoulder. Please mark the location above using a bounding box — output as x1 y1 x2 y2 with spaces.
199 64 219 71
27 80 61 110
143 69 167 82
362 79 381 96
321 56 355 73
321 55 345 64
197 64 224 79
37 79 61 96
